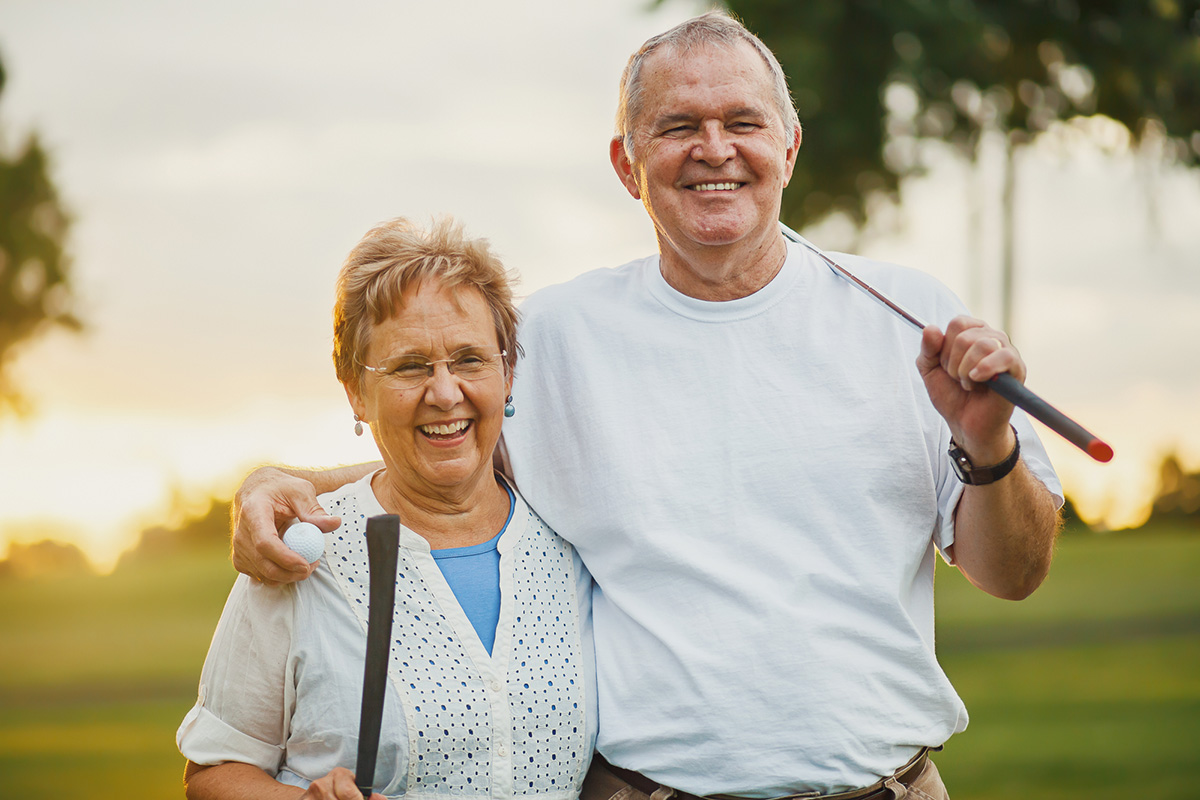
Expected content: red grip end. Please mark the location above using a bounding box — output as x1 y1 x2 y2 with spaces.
1087 439 1114 463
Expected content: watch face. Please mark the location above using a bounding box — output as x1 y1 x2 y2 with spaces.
949 445 975 484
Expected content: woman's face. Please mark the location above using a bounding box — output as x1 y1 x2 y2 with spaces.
346 281 511 501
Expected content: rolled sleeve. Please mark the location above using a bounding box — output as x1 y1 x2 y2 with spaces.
177 575 298 773
177 700 286 771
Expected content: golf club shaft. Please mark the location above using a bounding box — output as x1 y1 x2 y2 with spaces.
356 514 400 798
779 222 1113 463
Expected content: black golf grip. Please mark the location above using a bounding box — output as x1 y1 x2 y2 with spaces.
988 372 1112 462
356 514 400 798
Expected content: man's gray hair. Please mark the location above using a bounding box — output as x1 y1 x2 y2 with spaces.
615 11 800 157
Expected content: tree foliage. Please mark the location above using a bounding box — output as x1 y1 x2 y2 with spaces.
1147 452 1200 528
711 0 1200 230
0 53 78 415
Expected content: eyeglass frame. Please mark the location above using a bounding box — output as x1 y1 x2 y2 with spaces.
357 348 509 389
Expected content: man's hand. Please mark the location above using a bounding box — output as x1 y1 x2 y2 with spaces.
231 467 341 586
917 315 1022 465
918 315 1061 601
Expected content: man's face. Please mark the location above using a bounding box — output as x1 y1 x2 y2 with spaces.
612 40 800 274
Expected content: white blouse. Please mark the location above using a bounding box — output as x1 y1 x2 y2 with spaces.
177 474 597 799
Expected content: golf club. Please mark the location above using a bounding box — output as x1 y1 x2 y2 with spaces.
356 514 400 798
780 222 1113 463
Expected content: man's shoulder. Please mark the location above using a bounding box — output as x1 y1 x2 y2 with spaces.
822 250 967 320
826 251 945 288
520 254 656 318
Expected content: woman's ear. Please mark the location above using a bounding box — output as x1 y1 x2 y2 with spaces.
343 380 368 423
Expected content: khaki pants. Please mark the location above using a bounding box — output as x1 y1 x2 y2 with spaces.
581 751 949 800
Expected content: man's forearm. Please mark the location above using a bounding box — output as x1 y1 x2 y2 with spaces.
949 461 1061 601
269 461 382 496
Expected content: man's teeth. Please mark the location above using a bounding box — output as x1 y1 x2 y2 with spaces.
691 182 741 191
421 421 469 435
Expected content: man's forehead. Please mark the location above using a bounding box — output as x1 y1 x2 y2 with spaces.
638 41 776 116
642 38 765 78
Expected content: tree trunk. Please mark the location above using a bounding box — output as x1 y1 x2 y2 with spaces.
1000 133 1017 337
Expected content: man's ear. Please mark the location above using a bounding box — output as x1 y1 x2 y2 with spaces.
781 123 802 188
610 136 642 201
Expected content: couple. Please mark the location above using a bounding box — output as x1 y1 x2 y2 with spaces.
179 12 1062 800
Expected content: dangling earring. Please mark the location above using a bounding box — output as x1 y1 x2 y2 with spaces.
354 415 364 436
504 396 515 418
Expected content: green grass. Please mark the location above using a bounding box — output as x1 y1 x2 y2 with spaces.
932 530 1200 799
0 547 235 798
1 531 1197 798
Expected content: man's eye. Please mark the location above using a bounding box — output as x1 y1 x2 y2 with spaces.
730 122 760 131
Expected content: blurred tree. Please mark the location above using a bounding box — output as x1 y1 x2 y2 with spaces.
0 539 93 579
1146 452 1200 528
116 496 233 570
691 0 1200 326
0 52 79 415
1056 493 1092 533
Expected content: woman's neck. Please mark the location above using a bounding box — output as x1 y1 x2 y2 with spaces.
371 470 511 550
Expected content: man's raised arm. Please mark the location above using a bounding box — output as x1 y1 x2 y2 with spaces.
918 317 1061 601
231 462 380 585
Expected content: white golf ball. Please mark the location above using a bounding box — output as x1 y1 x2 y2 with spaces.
283 522 326 564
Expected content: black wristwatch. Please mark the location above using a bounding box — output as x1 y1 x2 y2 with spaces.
949 426 1020 485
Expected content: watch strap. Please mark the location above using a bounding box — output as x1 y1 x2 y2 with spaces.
949 425 1020 486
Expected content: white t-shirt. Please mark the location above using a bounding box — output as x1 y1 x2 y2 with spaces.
502 242 1061 796
177 475 597 799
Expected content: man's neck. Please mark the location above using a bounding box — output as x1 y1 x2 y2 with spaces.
657 230 788 301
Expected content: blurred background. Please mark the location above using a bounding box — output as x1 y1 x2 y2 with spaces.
1 1 1197 797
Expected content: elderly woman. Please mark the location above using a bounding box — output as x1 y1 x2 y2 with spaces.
177 217 596 799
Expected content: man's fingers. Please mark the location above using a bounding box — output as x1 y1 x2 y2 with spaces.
936 316 1024 390
298 509 342 533
229 467 339 583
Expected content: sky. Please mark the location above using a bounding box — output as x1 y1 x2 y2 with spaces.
1 0 1198 570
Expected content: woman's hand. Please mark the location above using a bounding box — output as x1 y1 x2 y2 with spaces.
301 767 386 799
185 761 386 799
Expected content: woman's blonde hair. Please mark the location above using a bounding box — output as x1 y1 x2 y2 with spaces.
332 216 520 390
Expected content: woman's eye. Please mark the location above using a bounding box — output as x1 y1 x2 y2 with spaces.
392 362 428 376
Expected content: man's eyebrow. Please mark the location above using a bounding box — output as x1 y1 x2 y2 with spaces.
651 112 698 129
725 106 769 120
650 107 769 129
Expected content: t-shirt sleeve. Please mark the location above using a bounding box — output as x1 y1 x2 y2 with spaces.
176 575 297 772
861 258 1065 558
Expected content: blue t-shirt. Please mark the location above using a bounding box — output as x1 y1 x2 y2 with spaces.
430 480 513 654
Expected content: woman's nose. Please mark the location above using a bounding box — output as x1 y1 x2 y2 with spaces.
422 364 464 408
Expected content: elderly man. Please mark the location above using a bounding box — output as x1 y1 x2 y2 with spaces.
232 12 1061 800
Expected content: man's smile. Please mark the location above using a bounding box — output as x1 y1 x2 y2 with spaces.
687 181 744 191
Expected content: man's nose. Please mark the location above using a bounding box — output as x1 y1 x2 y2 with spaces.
690 121 735 165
